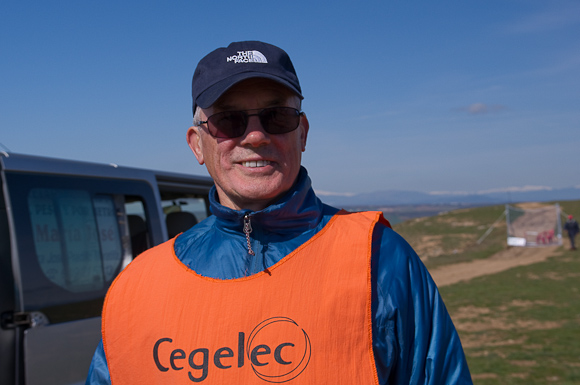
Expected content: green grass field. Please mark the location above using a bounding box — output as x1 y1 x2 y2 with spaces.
393 200 580 384
441 248 580 384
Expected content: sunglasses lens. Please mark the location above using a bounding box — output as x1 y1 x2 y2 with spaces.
206 108 301 138
260 107 300 134
207 111 247 138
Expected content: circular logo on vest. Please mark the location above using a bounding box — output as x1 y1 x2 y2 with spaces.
247 317 311 383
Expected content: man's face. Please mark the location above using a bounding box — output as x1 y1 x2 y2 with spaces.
187 78 309 211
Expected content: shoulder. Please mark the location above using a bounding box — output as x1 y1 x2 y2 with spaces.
371 221 437 299
174 215 219 255
373 221 423 270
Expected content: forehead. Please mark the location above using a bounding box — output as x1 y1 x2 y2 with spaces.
211 78 299 111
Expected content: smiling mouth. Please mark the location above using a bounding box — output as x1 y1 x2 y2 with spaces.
242 160 271 168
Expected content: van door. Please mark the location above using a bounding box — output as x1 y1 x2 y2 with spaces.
4 172 161 385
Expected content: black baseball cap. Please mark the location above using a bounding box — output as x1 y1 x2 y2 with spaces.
191 41 303 113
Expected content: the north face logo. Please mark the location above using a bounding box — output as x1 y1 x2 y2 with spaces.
226 50 268 64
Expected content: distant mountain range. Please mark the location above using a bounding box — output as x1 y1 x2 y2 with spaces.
317 186 580 208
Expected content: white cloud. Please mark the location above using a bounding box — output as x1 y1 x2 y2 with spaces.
468 103 487 114
429 185 560 196
456 102 507 115
429 191 471 196
477 185 553 194
504 4 580 34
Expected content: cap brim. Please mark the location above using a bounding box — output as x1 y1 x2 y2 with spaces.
195 72 303 109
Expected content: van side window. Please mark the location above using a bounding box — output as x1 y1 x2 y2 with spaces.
5 172 160 323
28 189 123 293
161 196 209 238
125 197 150 257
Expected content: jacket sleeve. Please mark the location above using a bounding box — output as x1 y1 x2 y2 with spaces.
371 225 472 384
85 340 111 385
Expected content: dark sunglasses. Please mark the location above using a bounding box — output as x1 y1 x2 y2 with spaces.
196 107 304 139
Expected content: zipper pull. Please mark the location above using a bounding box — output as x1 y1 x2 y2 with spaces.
243 214 255 256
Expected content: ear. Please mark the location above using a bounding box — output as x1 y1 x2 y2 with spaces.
299 113 309 152
186 126 205 165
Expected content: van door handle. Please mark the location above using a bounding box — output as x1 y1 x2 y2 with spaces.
1 311 49 329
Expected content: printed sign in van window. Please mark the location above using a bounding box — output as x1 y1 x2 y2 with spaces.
28 189 123 292
93 196 123 281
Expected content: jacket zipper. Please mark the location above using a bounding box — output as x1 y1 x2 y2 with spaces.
243 214 255 256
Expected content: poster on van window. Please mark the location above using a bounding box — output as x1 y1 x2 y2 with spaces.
28 189 66 288
93 195 122 281
29 189 105 292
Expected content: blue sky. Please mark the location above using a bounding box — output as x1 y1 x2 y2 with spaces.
2 1 579 195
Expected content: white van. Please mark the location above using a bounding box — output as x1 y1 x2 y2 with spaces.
0 152 213 385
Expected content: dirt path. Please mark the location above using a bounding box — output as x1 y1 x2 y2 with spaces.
430 245 561 287
507 204 560 245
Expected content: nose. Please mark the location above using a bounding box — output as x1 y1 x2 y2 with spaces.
240 114 270 147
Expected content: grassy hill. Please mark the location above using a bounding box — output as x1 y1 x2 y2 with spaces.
391 200 580 383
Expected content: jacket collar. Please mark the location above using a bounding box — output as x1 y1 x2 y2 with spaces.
209 167 324 235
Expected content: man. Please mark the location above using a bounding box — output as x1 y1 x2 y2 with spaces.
564 215 579 250
86 41 472 384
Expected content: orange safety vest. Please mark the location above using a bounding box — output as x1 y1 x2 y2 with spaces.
103 211 388 384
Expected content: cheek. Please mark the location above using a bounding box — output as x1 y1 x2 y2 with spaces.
204 142 235 176
289 134 306 158
275 136 304 171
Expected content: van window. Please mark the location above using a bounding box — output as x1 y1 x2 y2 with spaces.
125 197 151 257
160 193 209 238
162 197 208 219
28 189 123 292
5 172 159 323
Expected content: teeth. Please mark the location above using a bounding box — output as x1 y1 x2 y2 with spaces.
243 160 270 168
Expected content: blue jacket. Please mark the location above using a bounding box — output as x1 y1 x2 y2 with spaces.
86 167 472 384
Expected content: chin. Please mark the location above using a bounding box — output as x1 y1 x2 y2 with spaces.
243 188 283 202
240 183 288 203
